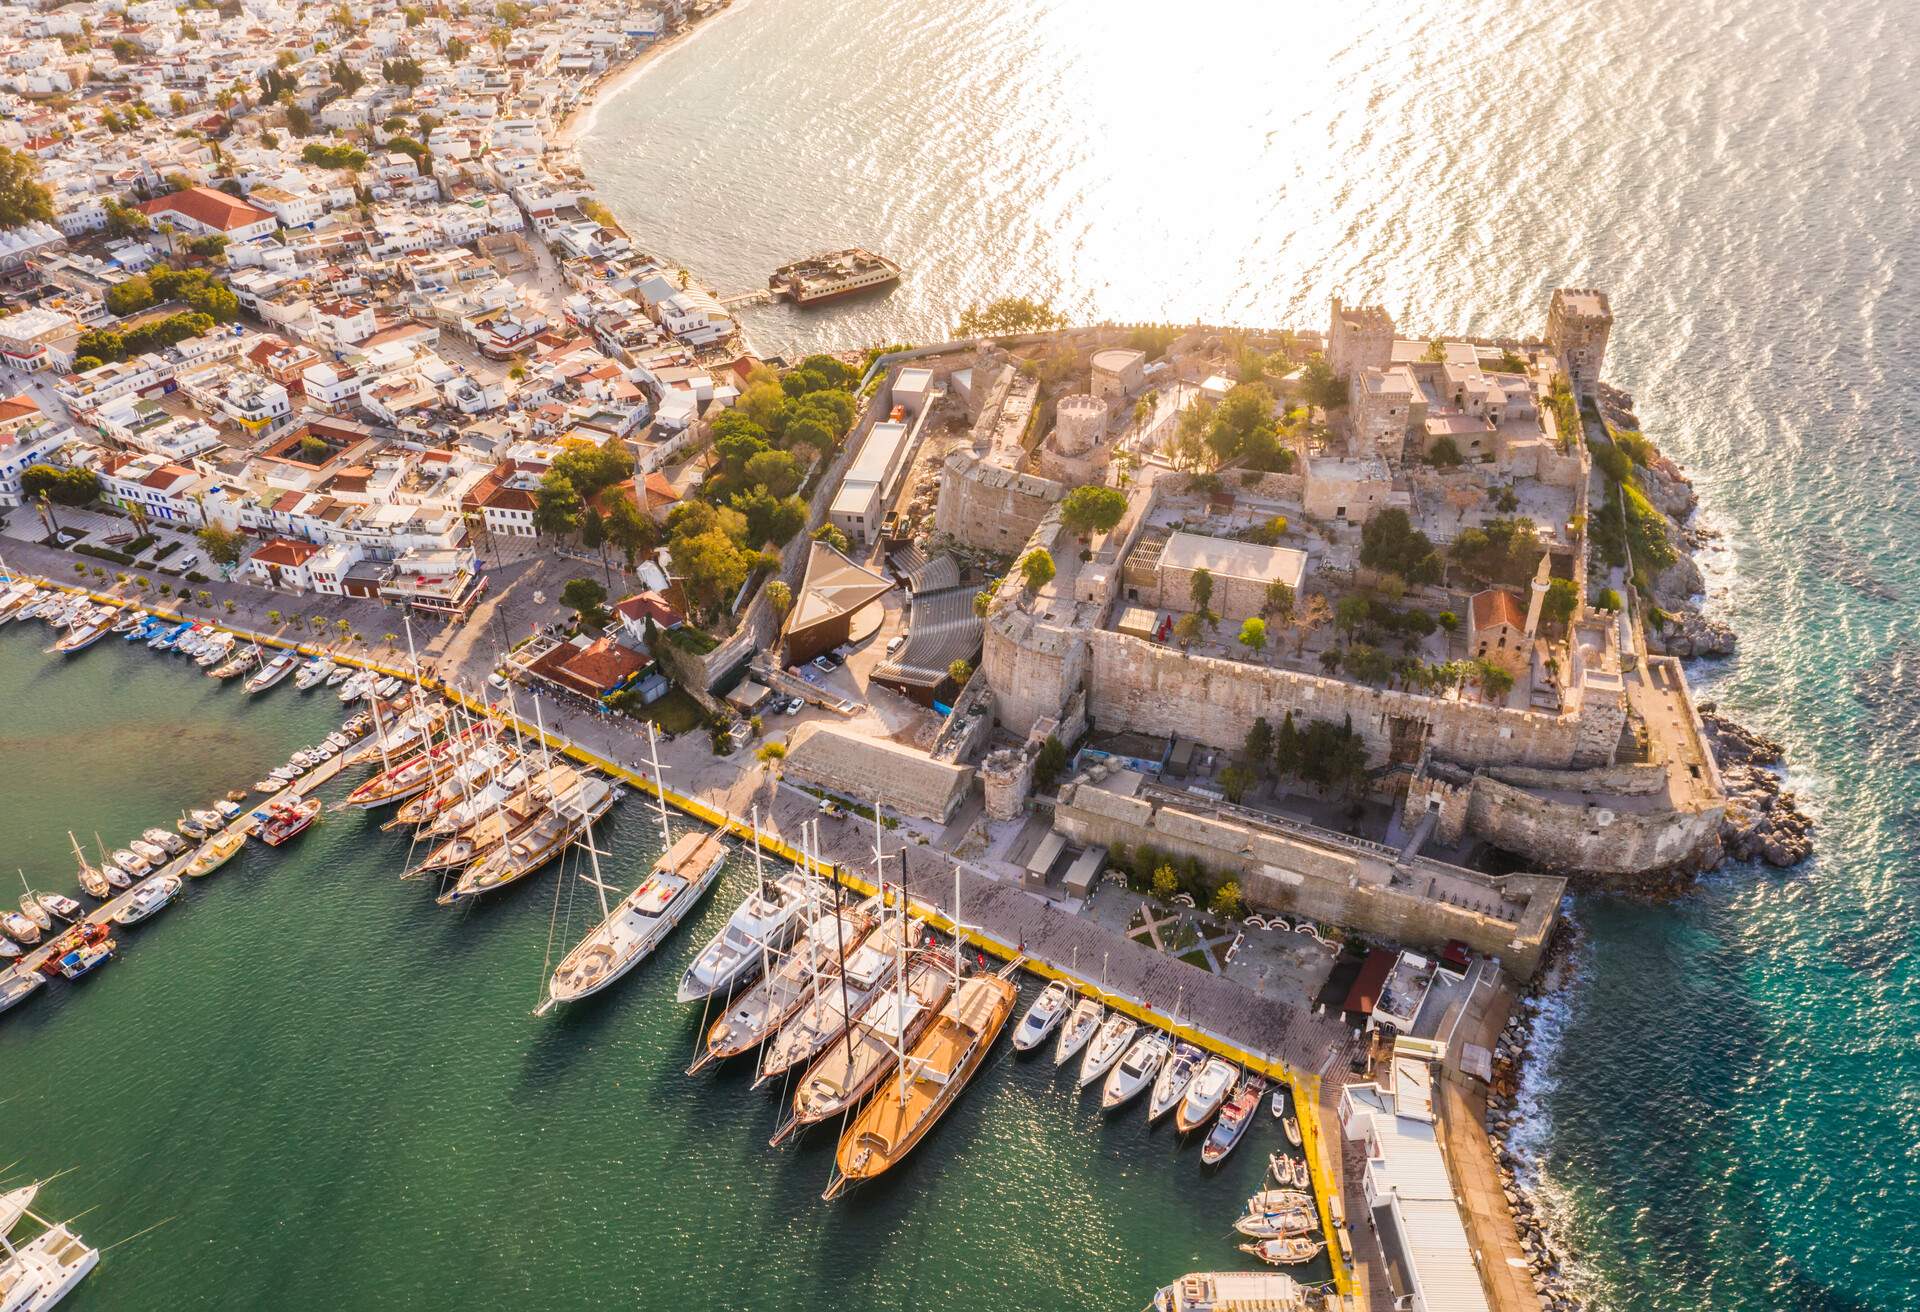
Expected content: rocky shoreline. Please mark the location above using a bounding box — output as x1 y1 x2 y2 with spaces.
1595 383 1813 873
1484 924 1586 1311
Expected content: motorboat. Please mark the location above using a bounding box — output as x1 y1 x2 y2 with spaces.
213 798 245 821
38 893 82 922
1101 1031 1171 1111
372 676 404 699
675 867 819 1003
0 936 19 959
127 839 169 864
195 634 236 667
1246 1188 1313 1215
258 798 321 847
244 652 299 693
45 937 115 980
177 813 210 840
185 830 246 878
293 659 333 690
1237 1237 1325 1267
1175 1057 1238 1134
1268 1153 1308 1189
1053 995 1104 1066
1284 1116 1302 1148
695 894 876 1071
112 875 182 926
1 911 41 947
111 609 147 633
325 665 353 687
545 827 731 1008
0 966 45 1015
1076 1012 1139 1089
337 670 375 702
1011 978 1073 1052
1200 1076 1266 1166
141 828 188 856
1149 1041 1206 1124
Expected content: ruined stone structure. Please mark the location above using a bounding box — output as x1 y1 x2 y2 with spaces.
1328 296 1396 380
1089 347 1146 404
1546 288 1613 399
782 721 973 823
1034 392 1112 485
1055 769 1566 979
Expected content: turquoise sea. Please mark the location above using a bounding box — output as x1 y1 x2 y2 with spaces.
583 0 1920 1305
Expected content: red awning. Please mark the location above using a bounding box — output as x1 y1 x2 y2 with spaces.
1343 948 1397 1016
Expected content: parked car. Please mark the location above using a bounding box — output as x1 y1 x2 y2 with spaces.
811 655 837 674
487 672 510 690
784 697 804 715
886 634 906 654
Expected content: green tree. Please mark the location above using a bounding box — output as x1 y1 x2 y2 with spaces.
955 296 1064 337
445 34 471 62
1422 338 1448 363
1188 566 1213 616
602 491 656 569
1018 548 1055 592
1173 612 1203 651
0 148 55 230
1237 616 1267 656
532 472 583 538
1301 353 1346 409
1474 658 1516 701
947 658 972 686
21 465 99 506
742 448 803 498
1210 880 1244 918
1218 766 1255 804
382 57 426 86
1594 587 1623 612
1244 716 1274 767
1059 484 1127 537
1542 576 1578 628
766 579 792 624
674 528 751 614
1264 581 1294 616
285 104 313 137
1428 435 1463 467
1033 734 1068 790
1360 508 1443 584
196 524 249 565
559 577 608 626
811 522 850 554
102 197 149 239
1151 864 1180 901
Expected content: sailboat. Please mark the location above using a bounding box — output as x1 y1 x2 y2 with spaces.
822 862 1017 1199
675 819 819 1004
0 1179 99 1306
541 726 728 1010
757 904 921 1088
694 829 876 1073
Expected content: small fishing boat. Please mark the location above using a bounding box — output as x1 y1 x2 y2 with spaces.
185 829 246 878
2 911 41 946
1270 1089 1286 1119
1102 1030 1171 1111
43 931 115 980
1246 1188 1313 1215
293 659 333 690
245 651 298 694
18 892 53 932
258 798 322 846
112 875 182 926
1233 1208 1316 1240
0 936 19 959
213 798 245 821
127 839 169 865
1011 978 1073 1052
325 665 353 687
252 779 284 796
1175 1057 1237 1134
1149 1041 1205 1124
1076 1012 1139 1089
51 614 113 654
39 893 82 921
1054 995 1104 1065
177 813 210 839
1284 1116 1302 1148
1237 1237 1325 1267
0 966 45 1014
141 827 188 857
1200 1076 1266 1166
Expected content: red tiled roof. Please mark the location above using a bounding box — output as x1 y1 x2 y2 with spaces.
1470 588 1527 632
0 393 39 425
137 185 273 233
251 537 320 567
613 592 682 630
548 637 648 696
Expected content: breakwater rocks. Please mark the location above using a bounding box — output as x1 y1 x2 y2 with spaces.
1484 932 1587 1312
1701 707 1814 867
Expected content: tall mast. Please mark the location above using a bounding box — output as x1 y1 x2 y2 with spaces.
645 720 670 851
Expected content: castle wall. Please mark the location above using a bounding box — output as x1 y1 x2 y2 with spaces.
934 452 1064 551
1464 773 1722 875
1086 629 1584 768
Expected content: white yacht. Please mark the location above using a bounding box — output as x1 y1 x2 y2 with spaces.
1149 1041 1206 1123
111 875 182 926
756 913 920 1086
1011 978 1073 1051
545 827 729 1008
1053 995 1104 1065
0 968 45 1016
676 866 819 1004
1102 1031 1171 1111
1175 1057 1238 1134
1076 1012 1139 1088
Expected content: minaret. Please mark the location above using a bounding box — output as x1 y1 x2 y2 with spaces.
1524 555 1552 638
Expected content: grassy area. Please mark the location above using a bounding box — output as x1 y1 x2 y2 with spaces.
665 625 719 655
633 688 705 735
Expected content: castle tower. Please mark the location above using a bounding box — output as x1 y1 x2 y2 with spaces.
1524 554 1552 638
1327 295 1395 381
1546 288 1613 399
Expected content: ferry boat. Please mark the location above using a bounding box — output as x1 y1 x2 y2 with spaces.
0 1181 100 1307
767 248 901 305
258 798 322 847
823 965 1018 1199
544 826 729 1008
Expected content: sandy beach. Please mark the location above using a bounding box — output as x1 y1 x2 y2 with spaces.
556 0 752 148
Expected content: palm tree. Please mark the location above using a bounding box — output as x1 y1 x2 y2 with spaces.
336 619 351 637
267 609 282 625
